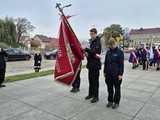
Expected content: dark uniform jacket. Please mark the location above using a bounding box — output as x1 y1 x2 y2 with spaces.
104 47 124 77
0 49 8 70
34 54 42 67
86 36 101 69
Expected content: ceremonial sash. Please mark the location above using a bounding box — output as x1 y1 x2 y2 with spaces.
132 52 137 59
144 48 148 54
157 49 160 58
131 51 137 63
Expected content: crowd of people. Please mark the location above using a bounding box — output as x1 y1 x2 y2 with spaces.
2 27 159 110
3 27 160 111
129 45 160 71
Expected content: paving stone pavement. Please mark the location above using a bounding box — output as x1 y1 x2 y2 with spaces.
0 62 160 120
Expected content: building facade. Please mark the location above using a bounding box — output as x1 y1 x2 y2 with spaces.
28 35 58 51
129 28 160 47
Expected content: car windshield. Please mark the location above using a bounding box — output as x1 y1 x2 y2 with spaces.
6 48 24 54
52 49 57 53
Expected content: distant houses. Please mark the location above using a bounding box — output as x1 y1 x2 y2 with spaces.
32 35 58 50
24 35 58 51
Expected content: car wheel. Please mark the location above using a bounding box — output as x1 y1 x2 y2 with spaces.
50 56 54 60
26 56 30 60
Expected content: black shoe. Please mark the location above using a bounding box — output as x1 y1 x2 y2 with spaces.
91 97 99 103
70 88 80 93
106 102 113 108
0 84 6 88
85 96 93 100
132 66 136 69
70 88 75 93
112 103 119 109
157 68 160 71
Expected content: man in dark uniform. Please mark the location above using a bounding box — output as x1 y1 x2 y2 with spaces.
70 64 82 93
0 48 8 88
85 28 101 103
104 38 124 109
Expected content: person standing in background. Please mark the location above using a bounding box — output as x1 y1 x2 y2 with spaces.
149 46 156 67
152 46 157 67
129 49 138 69
34 52 42 72
70 63 82 93
0 48 8 88
141 46 148 70
155 45 160 71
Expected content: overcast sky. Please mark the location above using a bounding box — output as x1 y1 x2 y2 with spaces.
1 0 160 39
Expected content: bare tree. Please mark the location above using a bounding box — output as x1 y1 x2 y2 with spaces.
15 18 35 43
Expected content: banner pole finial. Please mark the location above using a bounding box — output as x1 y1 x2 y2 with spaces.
56 3 72 16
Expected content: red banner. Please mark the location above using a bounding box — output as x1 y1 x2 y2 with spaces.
54 16 84 85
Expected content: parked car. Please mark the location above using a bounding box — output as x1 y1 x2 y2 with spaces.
44 49 57 60
5 48 31 61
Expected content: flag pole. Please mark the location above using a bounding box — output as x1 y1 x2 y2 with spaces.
56 3 72 16
56 3 83 49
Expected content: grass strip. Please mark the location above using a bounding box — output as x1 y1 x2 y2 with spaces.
5 65 86 83
5 70 54 83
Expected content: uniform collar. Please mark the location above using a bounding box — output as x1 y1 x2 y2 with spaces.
90 36 99 42
110 47 118 52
